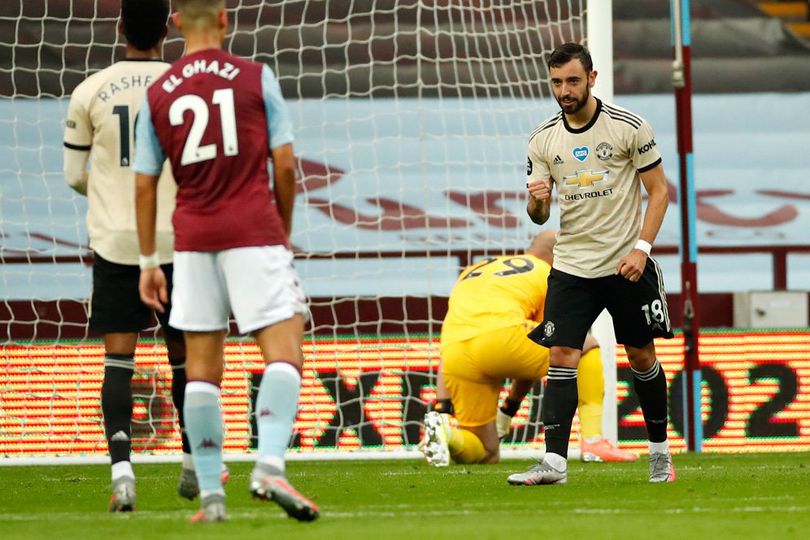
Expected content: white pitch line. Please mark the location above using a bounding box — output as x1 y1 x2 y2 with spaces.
1 504 807 523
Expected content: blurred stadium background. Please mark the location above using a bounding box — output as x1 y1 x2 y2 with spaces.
1 0 810 462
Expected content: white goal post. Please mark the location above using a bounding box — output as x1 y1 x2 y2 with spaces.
586 2 619 446
0 0 617 463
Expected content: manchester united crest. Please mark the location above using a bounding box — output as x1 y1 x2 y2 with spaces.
596 142 613 161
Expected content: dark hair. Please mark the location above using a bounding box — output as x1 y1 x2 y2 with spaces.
121 0 170 51
547 42 593 72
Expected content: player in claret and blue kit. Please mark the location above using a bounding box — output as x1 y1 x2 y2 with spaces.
133 0 317 523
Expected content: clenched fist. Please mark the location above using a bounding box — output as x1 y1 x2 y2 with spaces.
527 178 551 201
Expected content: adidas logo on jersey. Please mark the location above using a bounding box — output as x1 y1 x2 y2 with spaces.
553 155 564 165
110 430 130 442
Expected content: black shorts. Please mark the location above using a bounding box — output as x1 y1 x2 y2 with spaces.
89 253 180 338
528 257 674 349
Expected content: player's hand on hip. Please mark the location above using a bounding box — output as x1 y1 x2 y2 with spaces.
616 250 647 282
139 267 169 313
526 178 551 201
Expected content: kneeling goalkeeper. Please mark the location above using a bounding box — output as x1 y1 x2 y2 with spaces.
420 230 636 465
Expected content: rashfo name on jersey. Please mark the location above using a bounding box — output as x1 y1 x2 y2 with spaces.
161 59 241 94
97 74 157 102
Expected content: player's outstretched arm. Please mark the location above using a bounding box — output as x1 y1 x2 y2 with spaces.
616 163 669 281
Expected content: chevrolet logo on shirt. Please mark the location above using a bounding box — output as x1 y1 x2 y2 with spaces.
560 170 613 201
562 169 609 189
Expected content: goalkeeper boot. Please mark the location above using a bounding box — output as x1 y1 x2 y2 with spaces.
108 475 136 512
250 462 320 522
190 493 227 523
419 411 451 467
507 460 567 486
178 462 232 500
581 438 639 463
649 451 676 483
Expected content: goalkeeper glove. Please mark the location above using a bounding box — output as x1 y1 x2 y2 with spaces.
496 408 512 439
497 396 522 439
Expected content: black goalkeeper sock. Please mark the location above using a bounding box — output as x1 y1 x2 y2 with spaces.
101 353 135 465
169 356 191 454
632 358 669 443
542 367 579 458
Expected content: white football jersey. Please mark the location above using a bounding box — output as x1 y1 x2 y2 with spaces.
64 60 175 265
526 98 663 278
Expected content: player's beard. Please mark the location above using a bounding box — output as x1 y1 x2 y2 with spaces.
556 87 589 115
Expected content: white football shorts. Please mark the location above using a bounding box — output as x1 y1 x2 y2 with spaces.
169 245 307 334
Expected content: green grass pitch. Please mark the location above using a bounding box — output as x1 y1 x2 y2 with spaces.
1 453 808 540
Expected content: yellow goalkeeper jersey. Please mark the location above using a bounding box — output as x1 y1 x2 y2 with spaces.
440 254 550 347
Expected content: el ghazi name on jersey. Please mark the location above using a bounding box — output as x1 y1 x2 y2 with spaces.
160 58 241 93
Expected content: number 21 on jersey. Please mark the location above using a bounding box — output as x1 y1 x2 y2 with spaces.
169 88 239 165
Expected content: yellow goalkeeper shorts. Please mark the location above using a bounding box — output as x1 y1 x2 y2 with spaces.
441 321 549 428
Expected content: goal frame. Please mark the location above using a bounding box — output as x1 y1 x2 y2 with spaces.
0 0 615 464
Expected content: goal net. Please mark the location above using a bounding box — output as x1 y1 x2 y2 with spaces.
0 0 602 462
